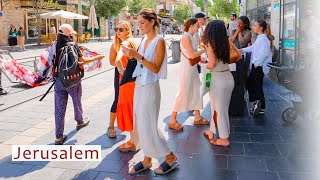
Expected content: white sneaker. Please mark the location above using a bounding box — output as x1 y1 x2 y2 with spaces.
259 109 265 115
252 100 261 116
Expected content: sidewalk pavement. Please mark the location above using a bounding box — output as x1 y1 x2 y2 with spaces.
0 41 317 180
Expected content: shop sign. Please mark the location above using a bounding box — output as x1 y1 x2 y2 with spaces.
274 3 280 12
283 39 295 48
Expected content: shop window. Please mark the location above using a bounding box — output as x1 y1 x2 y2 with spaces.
283 3 296 39
26 11 47 39
284 0 296 4
280 49 295 66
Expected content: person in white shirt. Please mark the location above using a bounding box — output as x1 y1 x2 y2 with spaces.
228 13 238 38
240 20 272 116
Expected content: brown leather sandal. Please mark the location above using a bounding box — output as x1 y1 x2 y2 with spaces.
168 121 183 131
106 126 117 138
194 117 210 125
118 141 136 152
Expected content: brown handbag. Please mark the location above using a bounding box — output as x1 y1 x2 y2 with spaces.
181 51 201 66
229 42 242 64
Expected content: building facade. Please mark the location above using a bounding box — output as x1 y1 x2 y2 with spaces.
241 0 317 68
0 0 106 46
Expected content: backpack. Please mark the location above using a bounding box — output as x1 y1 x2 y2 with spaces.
53 43 84 88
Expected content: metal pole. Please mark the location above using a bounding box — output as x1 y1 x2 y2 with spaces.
78 0 82 35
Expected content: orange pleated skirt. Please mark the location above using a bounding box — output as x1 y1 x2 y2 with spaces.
116 56 135 131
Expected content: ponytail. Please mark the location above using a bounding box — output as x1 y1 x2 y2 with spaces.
266 24 273 49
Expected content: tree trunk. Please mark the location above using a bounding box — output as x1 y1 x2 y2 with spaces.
37 14 41 46
107 17 111 40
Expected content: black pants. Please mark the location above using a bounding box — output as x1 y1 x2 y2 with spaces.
246 65 265 109
110 68 120 113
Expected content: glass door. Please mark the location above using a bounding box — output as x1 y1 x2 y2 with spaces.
279 0 298 67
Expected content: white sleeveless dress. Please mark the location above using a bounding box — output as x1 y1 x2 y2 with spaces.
172 32 203 112
133 36 171 158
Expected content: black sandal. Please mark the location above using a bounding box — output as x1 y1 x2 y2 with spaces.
55 135 67 145
128 161 151 175
76 119 90 130
154 161 179 175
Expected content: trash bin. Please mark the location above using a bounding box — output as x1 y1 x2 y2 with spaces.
171 40 180 62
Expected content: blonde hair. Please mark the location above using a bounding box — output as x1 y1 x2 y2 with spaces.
114 21 133 52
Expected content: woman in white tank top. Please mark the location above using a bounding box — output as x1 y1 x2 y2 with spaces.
122 8 178 175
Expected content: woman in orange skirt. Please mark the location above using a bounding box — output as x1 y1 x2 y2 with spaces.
112 21 137 152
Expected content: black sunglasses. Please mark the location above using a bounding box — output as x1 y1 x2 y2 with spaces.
114 28 125 32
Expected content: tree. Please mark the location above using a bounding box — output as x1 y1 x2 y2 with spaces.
209 0 239 20
128 0 157 16
32 0 44 46
193 0 212 12
173 4 191 25
94 0 127 39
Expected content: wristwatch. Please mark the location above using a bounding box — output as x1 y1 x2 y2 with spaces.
138 56 145 68
138 56 145 63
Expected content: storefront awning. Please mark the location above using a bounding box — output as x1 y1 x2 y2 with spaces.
40 10 88 19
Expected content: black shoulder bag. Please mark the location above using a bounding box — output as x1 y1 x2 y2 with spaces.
119 37 144 86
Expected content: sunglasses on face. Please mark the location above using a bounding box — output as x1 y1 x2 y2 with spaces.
114 28 125 32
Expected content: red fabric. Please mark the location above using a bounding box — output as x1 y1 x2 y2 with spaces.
116 55 135 131
0 46 102 87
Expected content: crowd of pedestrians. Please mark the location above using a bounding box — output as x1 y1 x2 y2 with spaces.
1 9 273 176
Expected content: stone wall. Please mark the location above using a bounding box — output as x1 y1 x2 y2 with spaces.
0 0 25 46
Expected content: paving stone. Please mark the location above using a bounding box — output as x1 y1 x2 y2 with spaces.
229 133 250 143
0 130 20 143
277 143 312 158
237 170 280 180
233 126 263 133
0 122 33 132
3 135 38 145
19 166 66 180
228 156 267 171
88 159 125 173
278 172 317 180
19 128 51 138
250 133 283 143
0 162 33 178
95 172 135 180
265 157 313 173
210 143 244 156
244 143 281 157
58 169 99 180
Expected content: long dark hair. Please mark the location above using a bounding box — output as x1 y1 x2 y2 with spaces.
239 16 251 30
184 18 198 32
56 32 73 54
203 20 229 64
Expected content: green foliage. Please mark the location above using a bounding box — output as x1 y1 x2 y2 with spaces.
128 0 157 16
193 0 213 12
209 0 239 20
94 0 127 19
173 4 191 24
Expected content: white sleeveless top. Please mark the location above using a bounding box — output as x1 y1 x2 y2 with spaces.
132 36 167 85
